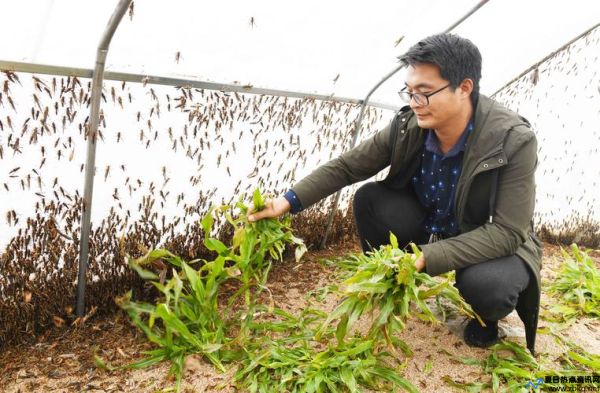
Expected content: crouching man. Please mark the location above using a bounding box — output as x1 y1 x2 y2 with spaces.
248 33 543 355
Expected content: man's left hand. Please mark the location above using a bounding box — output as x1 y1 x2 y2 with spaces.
414 254 426 272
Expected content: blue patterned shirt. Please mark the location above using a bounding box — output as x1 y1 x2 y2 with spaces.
412 121 473 237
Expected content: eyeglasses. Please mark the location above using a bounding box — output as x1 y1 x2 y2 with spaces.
398 83 451 106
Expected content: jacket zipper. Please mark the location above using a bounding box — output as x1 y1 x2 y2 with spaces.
455 149 506 227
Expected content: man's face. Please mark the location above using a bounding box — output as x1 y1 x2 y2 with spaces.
404 63 469 130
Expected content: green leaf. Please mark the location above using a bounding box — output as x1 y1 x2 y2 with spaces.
442 375 486 393
128 257 159 280
93 353 112 371
567 350 600 369
335 315 349 345
181 261 204 300
295 243 307 263
409 242 421 256
155 304 201 349
252 188 265 211
133 249 175 266
200 207 215 238
389 232 398 249
369 366 419 393
232 227 246 249
491 371 500 392
344 281 389 294
337 340 373 357
204 237 229 255
125 351 167 370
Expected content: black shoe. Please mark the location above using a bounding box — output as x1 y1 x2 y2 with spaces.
464 318 500 348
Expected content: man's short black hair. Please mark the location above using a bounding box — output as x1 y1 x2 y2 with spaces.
398 33 482 104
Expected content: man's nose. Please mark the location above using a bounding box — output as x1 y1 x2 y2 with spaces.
409 96 424 109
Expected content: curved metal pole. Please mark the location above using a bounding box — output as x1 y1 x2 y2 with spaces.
491 21 600 98
319 64 404 249
319 0 491 249
77 0 132 317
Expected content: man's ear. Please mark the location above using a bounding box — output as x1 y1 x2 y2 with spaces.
459 79 474 99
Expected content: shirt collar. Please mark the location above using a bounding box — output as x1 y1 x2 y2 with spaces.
424 120 474 158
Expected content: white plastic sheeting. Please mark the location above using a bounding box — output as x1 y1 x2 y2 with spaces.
1 0 599 105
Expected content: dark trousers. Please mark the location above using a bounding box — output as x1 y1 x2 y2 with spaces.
352 181 530 322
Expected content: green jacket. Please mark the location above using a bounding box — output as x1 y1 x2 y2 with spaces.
291 94 543 354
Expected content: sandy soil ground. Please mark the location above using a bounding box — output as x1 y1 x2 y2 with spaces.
1 241 598 392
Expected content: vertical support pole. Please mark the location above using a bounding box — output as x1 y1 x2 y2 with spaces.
76 0 132 317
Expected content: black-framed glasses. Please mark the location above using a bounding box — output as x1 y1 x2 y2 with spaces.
398 83 451 106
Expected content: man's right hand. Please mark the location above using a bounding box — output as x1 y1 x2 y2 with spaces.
247 196 291 222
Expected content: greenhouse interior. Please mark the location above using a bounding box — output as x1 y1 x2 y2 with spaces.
0 0 599 392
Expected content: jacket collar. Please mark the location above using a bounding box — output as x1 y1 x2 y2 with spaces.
466 94 529 160
401 94 529 163
404 94 523 159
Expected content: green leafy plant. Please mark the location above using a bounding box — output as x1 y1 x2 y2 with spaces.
442 332 600 393
442 340 543 393
315 233 481 348
544 244 600 322
235 304 419 392
539 327 600 374
115 189 307 390
234 335 418 393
